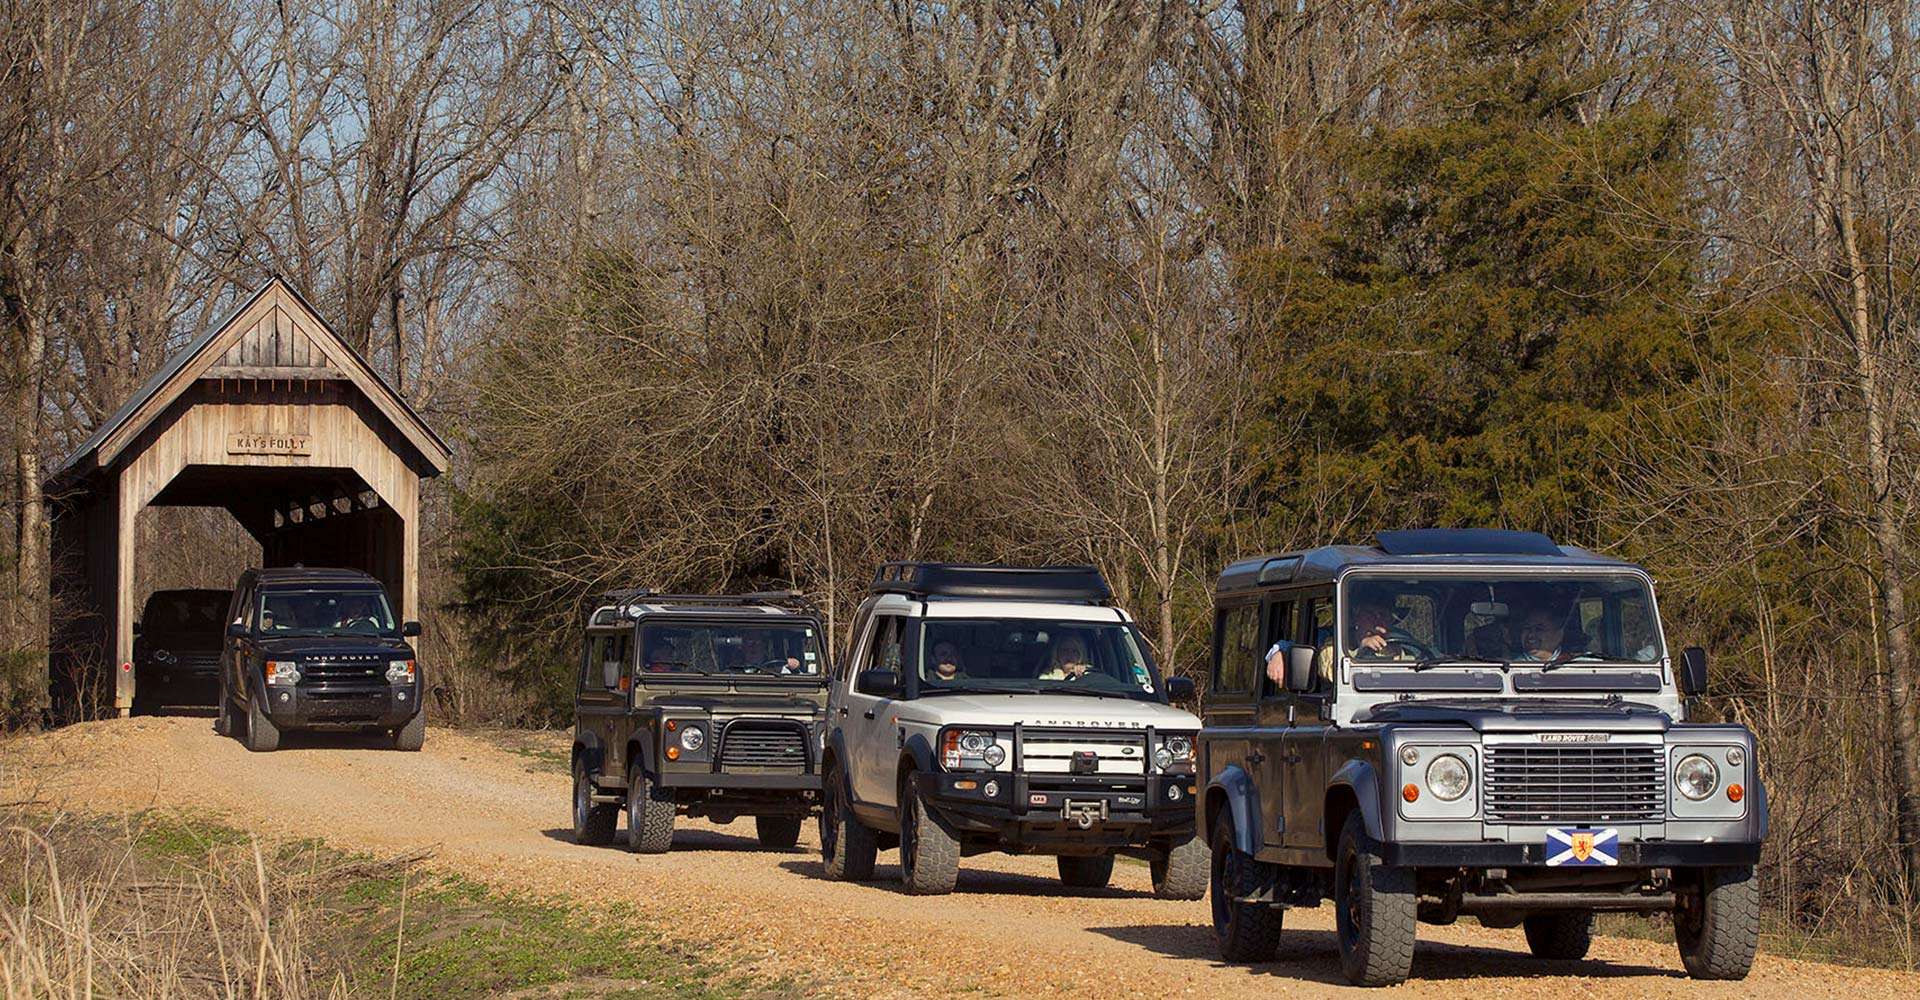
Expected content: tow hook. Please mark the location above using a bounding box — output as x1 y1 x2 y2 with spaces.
1063 800 1109 829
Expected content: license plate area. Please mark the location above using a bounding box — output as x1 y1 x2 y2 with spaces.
1545 827 1619 866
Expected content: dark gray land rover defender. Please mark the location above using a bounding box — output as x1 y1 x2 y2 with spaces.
570 591 828 853
1199 530 1765 986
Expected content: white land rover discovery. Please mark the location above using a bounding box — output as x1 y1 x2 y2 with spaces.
818 562 1207 897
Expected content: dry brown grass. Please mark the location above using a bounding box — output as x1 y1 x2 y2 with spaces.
0 808 423 999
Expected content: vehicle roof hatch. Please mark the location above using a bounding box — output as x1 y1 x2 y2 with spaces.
870 562 1113 603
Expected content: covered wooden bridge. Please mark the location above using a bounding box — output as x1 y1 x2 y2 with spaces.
45 277 451 717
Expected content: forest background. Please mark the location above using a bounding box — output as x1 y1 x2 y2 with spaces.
3 0 1919 966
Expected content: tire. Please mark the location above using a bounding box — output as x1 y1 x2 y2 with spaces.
1676 865 1758 980
898 776 959 895
625 762 676 854
1333 811 1416 986
214 687 234 737
391 712 425 751
243 697 281 753
1209 811 1283 963
571 757 617 846
1523 912 1593 960
1153 833 1208 900
755 815 803 850
819 766 876 881
1057 854 1115 889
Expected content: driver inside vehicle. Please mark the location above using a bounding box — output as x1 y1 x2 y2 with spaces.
1038 633 1094 680
1511 602 1584 662
1348 595 1415 661
927 641 968 682
333 596 379 630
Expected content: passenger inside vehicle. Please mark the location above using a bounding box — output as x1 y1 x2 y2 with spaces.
927 641 968 682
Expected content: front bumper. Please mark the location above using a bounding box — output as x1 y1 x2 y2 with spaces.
920 770 1198 846
655 769 820 791
1380 839 1762 868
261 683 419 729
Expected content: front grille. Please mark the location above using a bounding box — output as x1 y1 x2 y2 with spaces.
300 654 385 685
174 651 220 671
719 721 809 769
1483 745 1665 824
1021 729 1148 776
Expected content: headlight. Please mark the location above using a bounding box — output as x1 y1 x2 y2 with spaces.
1153 745 1174 770
264 661 300 686
1155 735 1194 771
1675 754 1718 801
941 729 1001 770
386 659 416 684
679 725 706 752
1426 754 1471 801
152 649 176 664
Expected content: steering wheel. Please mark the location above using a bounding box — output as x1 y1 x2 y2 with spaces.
1357 627 1438 661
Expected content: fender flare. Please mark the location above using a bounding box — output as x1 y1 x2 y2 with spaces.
573 732 604 776
1749 777 1770 841
901 730 937 776
1328 758 1386 844
1206 764 1263 856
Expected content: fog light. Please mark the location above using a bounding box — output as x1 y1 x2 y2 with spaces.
278 692 290 703
397 690 408 701
983 780 999 798
1168 784 1184 802
1402 783 1419 803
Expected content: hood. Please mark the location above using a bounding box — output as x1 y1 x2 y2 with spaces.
895 692 1200 730
1355 697 1672 733
136 630 224 652
256 635 415 659
647 693 825 716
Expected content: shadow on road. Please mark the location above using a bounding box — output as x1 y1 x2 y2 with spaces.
538 827 803 854
777 858 1158 900
1088 922 1680 985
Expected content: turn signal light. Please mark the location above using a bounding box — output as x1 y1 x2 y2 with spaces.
1402 783 1419 803
665 746 681 761
665 720 677 731
1727 783 1744 803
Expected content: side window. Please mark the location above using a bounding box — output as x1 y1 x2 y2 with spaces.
1258 599 1296 698
241 587 258 630
1303 595 1336 688
1214 605 1259 693
579 634 600 691
600 632 632 692
837 608 872 682
855 616 902 693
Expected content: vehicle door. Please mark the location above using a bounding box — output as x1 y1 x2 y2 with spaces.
1281 591 1336 851
577 629 632 778
226 578 258 706
1254 596 1298 848
1206 601 1263 834
841 613 905 809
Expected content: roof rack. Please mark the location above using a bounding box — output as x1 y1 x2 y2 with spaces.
1374 529 1563 557
586 589 817 624
870 562 1112 603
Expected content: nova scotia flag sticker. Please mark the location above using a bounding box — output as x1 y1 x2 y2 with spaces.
1546 827 1618 867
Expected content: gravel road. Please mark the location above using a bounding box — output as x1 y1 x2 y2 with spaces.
6 717 1910 998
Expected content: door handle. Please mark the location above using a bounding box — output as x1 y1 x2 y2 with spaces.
1283 753 1303 765
863 709 877 720
838 707 849 717
1246 749 1266 765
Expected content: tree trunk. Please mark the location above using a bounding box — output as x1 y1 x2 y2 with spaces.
12 311 46 670
1837 142 1920 890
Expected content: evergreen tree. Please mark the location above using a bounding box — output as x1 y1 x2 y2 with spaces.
1241 0 1700 543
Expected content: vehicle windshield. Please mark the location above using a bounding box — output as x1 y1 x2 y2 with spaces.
638 622 824 677
258 589 397 637
917 619 1163 701
1342 573 1664 665
144 593 227 634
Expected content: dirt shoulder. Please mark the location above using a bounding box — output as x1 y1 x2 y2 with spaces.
5 717 1908 998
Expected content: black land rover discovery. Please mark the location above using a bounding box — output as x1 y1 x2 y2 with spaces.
217 567 424 752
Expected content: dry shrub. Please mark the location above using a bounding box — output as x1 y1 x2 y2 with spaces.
0 809 419 998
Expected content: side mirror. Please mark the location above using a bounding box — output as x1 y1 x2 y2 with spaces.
1285 646 1317 693
856 669 902 699
401 620 423 638
225 622 248 639
1678 646 1708 696
1165 675 1196 702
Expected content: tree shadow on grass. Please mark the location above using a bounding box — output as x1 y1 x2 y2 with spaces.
1088 922 1681 985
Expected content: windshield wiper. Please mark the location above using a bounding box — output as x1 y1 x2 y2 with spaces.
1409 655 1512 673
1539 650 1605 673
